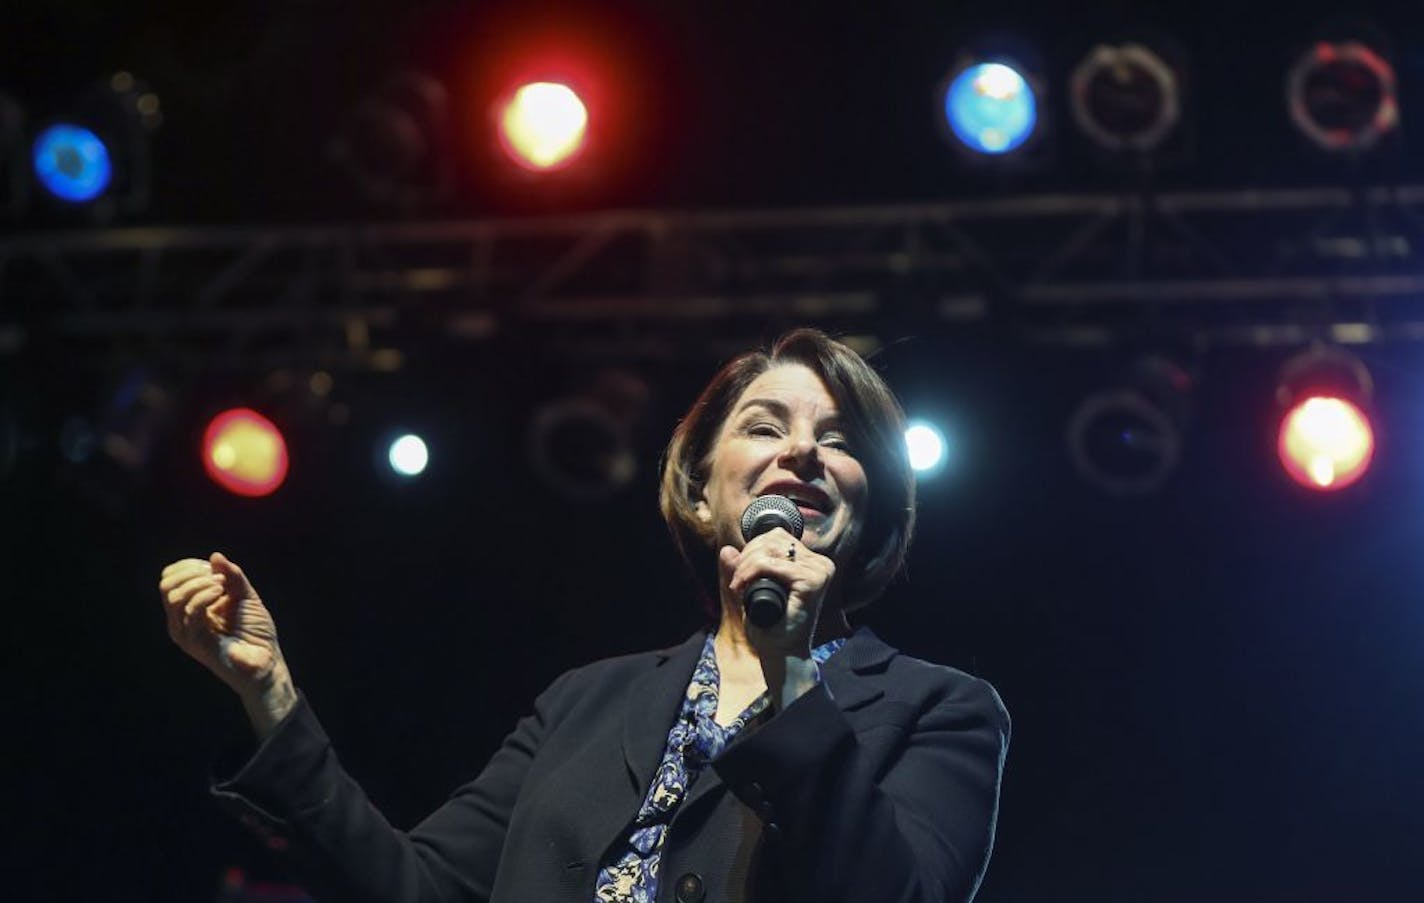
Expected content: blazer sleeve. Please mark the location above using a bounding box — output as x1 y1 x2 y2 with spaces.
711 673 1010 903
210 671 573 903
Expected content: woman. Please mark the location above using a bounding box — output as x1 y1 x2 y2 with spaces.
159 328 1010 903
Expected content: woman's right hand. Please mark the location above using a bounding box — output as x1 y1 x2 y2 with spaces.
160 552 297 734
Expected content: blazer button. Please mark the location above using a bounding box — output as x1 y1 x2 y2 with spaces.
674 871 705 903
747 781 764 803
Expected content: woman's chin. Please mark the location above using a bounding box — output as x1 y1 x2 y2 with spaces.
802 530 838 556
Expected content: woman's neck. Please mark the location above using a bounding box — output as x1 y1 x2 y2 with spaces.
712 595 851 715
712 596 852 664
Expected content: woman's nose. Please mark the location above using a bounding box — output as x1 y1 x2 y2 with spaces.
778 432 821 469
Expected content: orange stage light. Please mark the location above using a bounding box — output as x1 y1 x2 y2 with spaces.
202 408 289 498
1277 395 1375 491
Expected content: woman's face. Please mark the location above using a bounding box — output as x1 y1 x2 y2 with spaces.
696 363 869 565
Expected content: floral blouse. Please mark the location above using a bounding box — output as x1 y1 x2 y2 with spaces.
592 633 847 903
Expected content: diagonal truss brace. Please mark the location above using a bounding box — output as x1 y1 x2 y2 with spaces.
5 183 1424 370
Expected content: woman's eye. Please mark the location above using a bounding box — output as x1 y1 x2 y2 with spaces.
821 435 851 451
747 422 781 437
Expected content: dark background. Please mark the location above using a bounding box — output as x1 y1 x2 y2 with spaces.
5 1 1424 901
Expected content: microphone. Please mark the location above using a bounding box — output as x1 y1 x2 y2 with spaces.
739 495 806 628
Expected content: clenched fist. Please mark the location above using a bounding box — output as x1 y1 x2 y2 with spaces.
159 552 297 735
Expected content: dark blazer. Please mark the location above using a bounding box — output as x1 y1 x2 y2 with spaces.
213 627 1010 903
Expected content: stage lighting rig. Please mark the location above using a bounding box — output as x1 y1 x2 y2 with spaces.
31 72 160 220
496 80 590 172
203 407 290 498
905 421 949 476
327 71 454 211
1067 355 1193 496
387 433 430 478
1069 43 1181 154
528 370 646 501
32 123 111 203
937 47 1046 161
1287 40 1398 153
49 369 176 517
1274 345 1375 491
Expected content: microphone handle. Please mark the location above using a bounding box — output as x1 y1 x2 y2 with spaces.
745 577 787 628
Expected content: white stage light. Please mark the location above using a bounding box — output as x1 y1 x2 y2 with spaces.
388 433 429 477
905 421 948 473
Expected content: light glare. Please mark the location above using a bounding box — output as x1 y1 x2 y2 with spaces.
388 434 429 477
905 422 948 473
944 62 1038 155
202 408 289 498
33 123 113 202
498 81 589 171
1277 396 1374 491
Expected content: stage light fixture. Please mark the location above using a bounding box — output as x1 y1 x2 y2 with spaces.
202 408 289 498
1067 356 1192 496
529 398 634 500
1275 346 1375 491
497 81 589 172
96 369 173 473
327 71 453 210
1069 43 1181 153
31 72 161 219
528 370 646 500
1287 40 1398 152
32 123 112 203
905 421 948 475
939 59 1040 156
49 370 176 516
387 433 429 478
1278 398 1374 491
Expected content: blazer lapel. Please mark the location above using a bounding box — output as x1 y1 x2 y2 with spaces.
621 631 705 793
821 625 895 711
681 626 898 814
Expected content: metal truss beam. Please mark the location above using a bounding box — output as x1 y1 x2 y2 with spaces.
6 183 1424 370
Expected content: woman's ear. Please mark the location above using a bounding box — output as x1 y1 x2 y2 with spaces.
693 495 712 524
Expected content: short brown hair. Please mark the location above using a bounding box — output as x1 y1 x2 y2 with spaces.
659 328 915 613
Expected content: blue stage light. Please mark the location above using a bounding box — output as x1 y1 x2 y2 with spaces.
32 123 112 203
943 62 1038 155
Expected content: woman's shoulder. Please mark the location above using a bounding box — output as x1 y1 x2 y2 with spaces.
534 632 705 707
849 629 1010 733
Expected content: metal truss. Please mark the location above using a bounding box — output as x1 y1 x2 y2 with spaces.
7 183 1424 371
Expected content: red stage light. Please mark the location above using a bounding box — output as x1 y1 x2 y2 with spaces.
1287 40 1399 152
202 408 289 498
496 81 588 171
1277 395 1374 491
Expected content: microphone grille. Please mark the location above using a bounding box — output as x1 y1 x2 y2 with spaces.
740 494 806 541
